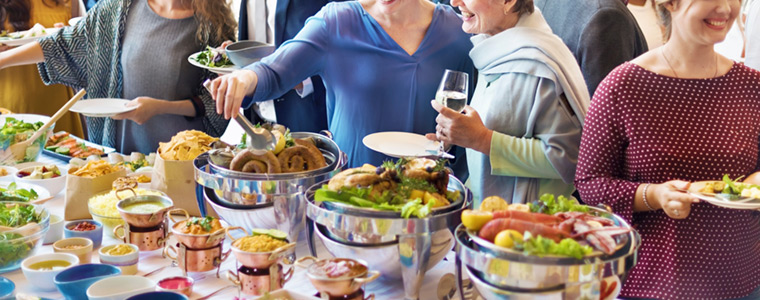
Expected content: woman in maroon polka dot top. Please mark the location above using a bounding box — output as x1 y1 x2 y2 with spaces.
575 0 760 298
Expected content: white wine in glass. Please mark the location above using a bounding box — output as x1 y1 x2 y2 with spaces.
435 90 467 113
436 69 469 113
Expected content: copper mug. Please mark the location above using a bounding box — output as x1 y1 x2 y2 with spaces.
226 264 293 296
295 256 378 300
165 243 228 273
114 223 167 251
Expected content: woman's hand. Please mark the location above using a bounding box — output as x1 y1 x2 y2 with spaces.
208 69 257 119
426 100 492 155
650 180 699 219
112 97 165 125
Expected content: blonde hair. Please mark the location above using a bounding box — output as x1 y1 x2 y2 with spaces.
191 0 237 45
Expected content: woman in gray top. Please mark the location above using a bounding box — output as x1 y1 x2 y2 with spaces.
0 0 236 153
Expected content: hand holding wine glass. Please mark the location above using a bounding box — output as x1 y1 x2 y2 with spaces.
433 70 468 157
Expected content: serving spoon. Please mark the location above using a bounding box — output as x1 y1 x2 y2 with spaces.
202 79 276 151
0 89 86 164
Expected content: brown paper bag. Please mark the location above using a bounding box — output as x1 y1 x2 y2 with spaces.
64 168 127 221
151 155 215 217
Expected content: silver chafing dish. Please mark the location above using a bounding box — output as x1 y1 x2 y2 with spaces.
454 206 641 299
194 131 347 242
304 175 473 300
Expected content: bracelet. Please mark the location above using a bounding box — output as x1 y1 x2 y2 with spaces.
642 183 654 211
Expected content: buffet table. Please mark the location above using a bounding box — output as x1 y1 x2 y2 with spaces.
2 154 463 300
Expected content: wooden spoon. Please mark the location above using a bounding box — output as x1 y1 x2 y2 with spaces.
2 89 86 164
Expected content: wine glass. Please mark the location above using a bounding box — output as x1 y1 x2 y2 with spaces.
434 70 468 157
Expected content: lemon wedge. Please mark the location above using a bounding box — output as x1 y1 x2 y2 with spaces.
273 131 286 154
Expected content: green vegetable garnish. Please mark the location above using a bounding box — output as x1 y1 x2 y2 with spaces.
194 46 233 68
251 228 288 240
515 233 593 259
186 216 215 232
0 183 38 202
530 194 588 215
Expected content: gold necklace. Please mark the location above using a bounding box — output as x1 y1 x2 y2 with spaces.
660 46 719 78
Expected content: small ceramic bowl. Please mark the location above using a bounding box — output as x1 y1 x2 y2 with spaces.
0 276 14 299
64 219 102 248
15 165 66 196
43 214 64 245
127 171 152 190
126 291 188 300
0 166 18 182
155 276 194 297
53 237 94 264
21 253 79 291
99 244 139 275
54 264 121 300
87 275 155 300
225 40 276 67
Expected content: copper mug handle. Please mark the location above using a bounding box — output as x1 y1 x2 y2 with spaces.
226 270 241 286
167 208 190 223
353 271 380 285
113 224 126 242
282 265 294 285
114 187 137 200
294 256 318 269
164 243 178 261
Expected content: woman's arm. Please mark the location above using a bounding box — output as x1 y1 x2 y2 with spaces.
575 76 697 222
0 42 45 68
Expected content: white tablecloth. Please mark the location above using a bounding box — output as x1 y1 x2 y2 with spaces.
2 154 462 300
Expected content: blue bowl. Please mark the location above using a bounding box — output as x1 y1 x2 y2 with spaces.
225 40 276 67
127 291 189 300
64 219 102 248
0 276 14 299
54 264 120 300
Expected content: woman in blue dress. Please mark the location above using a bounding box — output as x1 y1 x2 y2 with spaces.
209 0 474 167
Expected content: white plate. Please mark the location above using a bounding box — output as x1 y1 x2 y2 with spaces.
187 52 238 75
687 181 760 210
68 17 83 26
363 131 437 158
0 27 60 46
253 289 320 300
0 181 51 204
69 98 136 117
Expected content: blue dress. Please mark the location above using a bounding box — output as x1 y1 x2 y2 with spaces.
245 1 474 167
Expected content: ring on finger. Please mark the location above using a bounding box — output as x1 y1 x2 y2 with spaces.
673 209 680 216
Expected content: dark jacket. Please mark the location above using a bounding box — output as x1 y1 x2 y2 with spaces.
535 0 648 97
239 0 345 132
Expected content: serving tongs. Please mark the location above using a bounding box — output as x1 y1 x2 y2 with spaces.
202 79 276 152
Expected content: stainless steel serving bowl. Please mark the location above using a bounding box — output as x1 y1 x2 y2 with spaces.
199 132 345 208
195 132 347 242
454 207 641 297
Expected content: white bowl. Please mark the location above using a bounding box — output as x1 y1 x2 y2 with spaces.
0 166 17 182
15 165 66 196
43 214 64 245
87 275 155 300
98 244 139 275
21 252 79 292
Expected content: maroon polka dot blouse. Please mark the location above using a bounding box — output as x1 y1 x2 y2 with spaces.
575 62 760 299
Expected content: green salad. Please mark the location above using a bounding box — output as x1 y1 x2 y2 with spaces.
517 233 593 260
0 232 32 267
0 203 41 228
0 117 46 163
194 46 233 68
0 183 38 202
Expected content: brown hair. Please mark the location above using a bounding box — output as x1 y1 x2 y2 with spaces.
191 0 237 45
654 0 674 40
0 0 66 31
511 0 534 16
